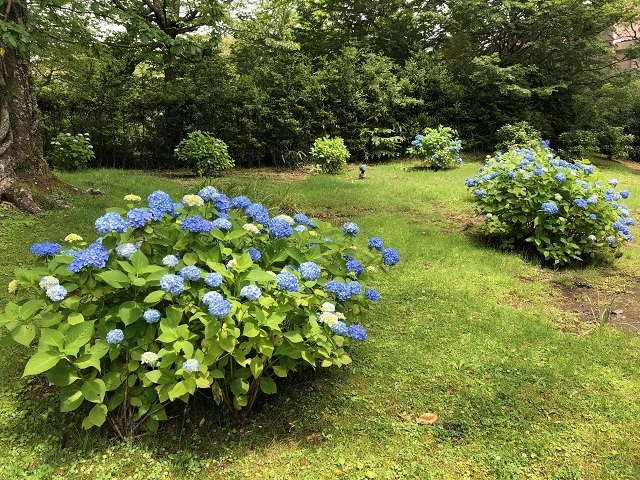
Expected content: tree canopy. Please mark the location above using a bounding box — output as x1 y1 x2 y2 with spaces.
1 0 640 211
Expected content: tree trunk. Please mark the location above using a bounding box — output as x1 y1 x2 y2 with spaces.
0 2 64 214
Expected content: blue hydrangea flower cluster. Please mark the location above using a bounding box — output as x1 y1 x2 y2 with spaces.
573 199 588 209
330 321 349 336
106 328 125 345
270 218 293 239
198 186 218 201
246 203 270 225
213 194 231 214
541 202 559 215
204 272 223 287
162 254 179 268
247 248 262 262
368 237 384 251
30 242 61 257
143 308 161 323
342 222 360 236
212 218 232 231
324 280 361 301
346 258 364 276
348 324 367 341
365 288 381 302
115 243 138 259
179 265 201 281
181 215 213 233
202 291 232 318
160 274 185 295
231 196 252 209
293 213 316 227
95 212 128 235
299 261 321 281
68 242 110 273
382 248 401 266
148 190 176 219
276 272 299 292
46 284 67 302
239 285 262 301
127 208 152 228
182 359 200 373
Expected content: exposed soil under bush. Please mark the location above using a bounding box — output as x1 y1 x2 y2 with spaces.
555 274 640 335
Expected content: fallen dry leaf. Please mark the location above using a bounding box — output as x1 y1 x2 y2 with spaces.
417 413 438 424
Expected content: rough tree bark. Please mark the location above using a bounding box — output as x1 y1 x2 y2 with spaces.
0 1 63 214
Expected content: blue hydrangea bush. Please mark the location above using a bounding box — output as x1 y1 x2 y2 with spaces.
1 189 400 436
466 143 635 265
407 125 463 169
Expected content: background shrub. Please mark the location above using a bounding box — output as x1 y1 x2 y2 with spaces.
407 125 462 169
48 133 95 171
466 143 635 265
175 131 235 176
310 136 350 174
495 121 542 152
596 126 634 160
557 129 599 160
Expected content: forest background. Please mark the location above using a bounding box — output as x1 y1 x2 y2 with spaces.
21 0 640 170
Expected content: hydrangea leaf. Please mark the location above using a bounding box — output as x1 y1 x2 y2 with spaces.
144 290 165 304
259 377 277 394
169 381 188 401
81 378 106 403
272 365 287 377
67 312 84 325
39 328 65 349
47 363 79 387
19 299 44 320
63 321 95 356
283 331 303 343
250 357 264 378
96 270 131 288
242 321 260 338
130 250 149 271
218 332 235 353
11 324 36 347
60 385 84 412
22 350 61 377
233 394 248 410
82 404 107 429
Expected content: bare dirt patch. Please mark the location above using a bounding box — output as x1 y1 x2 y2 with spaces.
554 274 640 335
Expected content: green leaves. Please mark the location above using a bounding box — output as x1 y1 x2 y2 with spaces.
310 136 350 174
23 350 61 376
64 321 95 356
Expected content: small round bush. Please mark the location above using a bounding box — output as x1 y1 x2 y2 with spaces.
466 143 635 265
557 130 599 160
495 121 542 152
407 125 463 169
48 133 95 171
175 131 235 177
310 136 350 174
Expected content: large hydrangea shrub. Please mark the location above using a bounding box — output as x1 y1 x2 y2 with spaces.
466 143 635 265
1 189 400 436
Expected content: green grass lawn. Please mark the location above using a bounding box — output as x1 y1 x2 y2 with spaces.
1 158 640 479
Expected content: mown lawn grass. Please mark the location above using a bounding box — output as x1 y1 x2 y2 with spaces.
1 158 640 479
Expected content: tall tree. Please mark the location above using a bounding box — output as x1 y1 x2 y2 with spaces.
0 0 62 213
435 0 640 143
